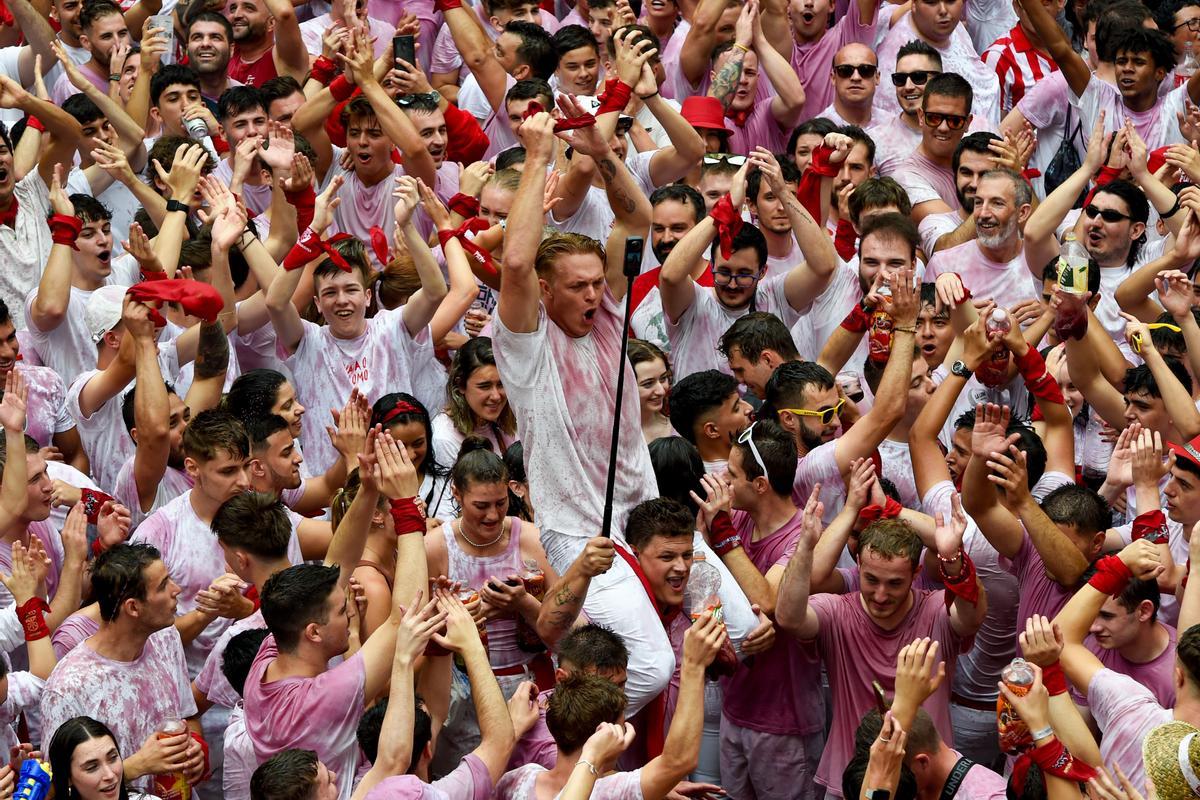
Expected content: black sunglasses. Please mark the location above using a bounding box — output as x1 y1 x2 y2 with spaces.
891 69 938 86
922 111 967 130
833 63 877 79
1083 205 1132 223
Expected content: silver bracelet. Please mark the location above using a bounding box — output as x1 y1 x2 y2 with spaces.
576 759 598 776
1030 725 1054 742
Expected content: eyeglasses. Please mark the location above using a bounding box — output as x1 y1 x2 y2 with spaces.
737 422 769 478
703 153 748 166
1083 205 1132 223
713 268 761 287
1174 17 1200 31
922 111 967 130
833 63 878 79
891 69 939 87
782 398 847 426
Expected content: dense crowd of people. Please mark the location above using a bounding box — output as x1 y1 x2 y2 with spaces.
0 0 1190 795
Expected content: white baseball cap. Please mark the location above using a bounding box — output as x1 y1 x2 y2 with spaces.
85 284 127 343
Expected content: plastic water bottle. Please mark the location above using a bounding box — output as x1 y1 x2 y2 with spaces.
152 720 191 800
684 556 723 623
977 308 1012 388
997 658 1036 754
14 759 51 800
1178 41 1198 87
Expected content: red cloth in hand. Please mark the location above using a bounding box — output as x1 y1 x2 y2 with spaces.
1132 509 1170 545
369 226 390 267
282 227 350 273
834 219 857 261
794 144 837 222
438 217 498 279
856 497 904 528
79 487 115 524
596 80 632 115
1088 554 1134 596
284 184 316 233
444 101 491 165
310 55 337 85
1012 738 1097 794
126 279 224 323
448 193 481 218
709 194 744 259
521 101 597 131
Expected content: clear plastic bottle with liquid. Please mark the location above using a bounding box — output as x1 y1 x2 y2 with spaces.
976 308 1012 387
997 658 1036 754
1178 41 1198 87
152 719 191 800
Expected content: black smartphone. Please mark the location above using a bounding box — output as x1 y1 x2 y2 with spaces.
623 236 644 278
393 34 416 68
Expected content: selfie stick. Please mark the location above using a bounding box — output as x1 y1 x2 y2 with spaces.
599 236 645 539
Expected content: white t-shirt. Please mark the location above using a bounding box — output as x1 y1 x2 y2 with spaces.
491 292 657 548
548 185 614 243
0 172 52 330
925 240 1040 311
281 309 446 475
65 368 135 493
430 412 515 471
66 166 140 257
665 275 799 380
1072 75 1189 151
111 456 193 531
22 256 140 389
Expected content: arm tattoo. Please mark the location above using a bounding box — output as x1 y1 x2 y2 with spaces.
553 583 581 606
193 320 230 380
708 51 745 109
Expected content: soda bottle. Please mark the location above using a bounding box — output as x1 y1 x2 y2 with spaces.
1178 41 1198 87
976 308 1012 388
152 720 190 800
683 555 738 677
867 285 893 365
1054 232 1091 341
997 658 1036 754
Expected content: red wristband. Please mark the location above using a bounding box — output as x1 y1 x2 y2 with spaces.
16 597 50 641
840 301 873 334
808 144 838 178
448 193 480 218
941 550 980 606
26 116 44 133
48 214 82 249
1132 509 1170 545
709 194 744 259
282 227 349 272
1088 554 1133 595
1041 661 1068 696
596 80 632 115
310 55 337 85
1013 347 1066 405
708 511 742 556
435 0 463 11
329 75 355 103
389 496 425 535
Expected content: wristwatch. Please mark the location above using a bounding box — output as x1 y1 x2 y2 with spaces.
950 360 973 380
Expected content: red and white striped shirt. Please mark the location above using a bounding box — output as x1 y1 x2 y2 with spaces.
982 24 1059 117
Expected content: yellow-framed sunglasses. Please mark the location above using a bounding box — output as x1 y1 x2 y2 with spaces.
1131 323 1182 353
781 398 847 426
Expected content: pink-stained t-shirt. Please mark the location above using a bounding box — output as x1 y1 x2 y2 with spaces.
1082 624 1178 709
495 763 643 800
792 440 846 526
893 150 959 214
134 491 303 677
214 159 273 217
480 74 520 160
922 480 1017 703
869 112 995 178
656 20 689 101
808 589 968 795
111 457 194 532
1073 75 1189 151
17 365 73 449
365 753 494 800
721 510 822 736
999 529 1075 636
51 611 100 658
492 289 657 543
874 13 1001 126
956 756 1008 799
0 521 62 609
1088 668 1173 793
507 689 556 771
789 0 877 123
66 369 135 493
727 101 788 157
195 610 266 710
40 627 198 793
924 240 1041 311
665 275 801 380
281 308 445 475
223 702 256 800
244 635 367 800
49 61 109 106
300 14 395 57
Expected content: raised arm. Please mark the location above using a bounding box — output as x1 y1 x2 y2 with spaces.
773 491 822 641
535 537 614 647
1012 0 1090 95
391 178 448 336
0 77 85 188
692 475 775 614
707 4 751 112
28 168 75 334
681 0 735 87
10 0 59 87
0 371 30 534
130 307 171 514
750 4 804 130
264 0 309 80
497 113 555 334
441 0 509 112
420 183 479 344
934 494 987 637
1124 313 1200 439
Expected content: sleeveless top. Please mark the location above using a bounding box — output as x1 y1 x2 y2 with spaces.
444 517 532 670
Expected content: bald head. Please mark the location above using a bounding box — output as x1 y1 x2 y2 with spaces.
832 43 879 108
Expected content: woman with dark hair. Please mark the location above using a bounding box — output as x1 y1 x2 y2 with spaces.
371 392 453 520
647 435 706 516
628 339 675 442
225 369 306 443
432 338 518 469
502 441 534 523
423 441 557 774
49 716 161 800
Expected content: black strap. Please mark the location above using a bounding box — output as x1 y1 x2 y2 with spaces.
939 756 975 800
